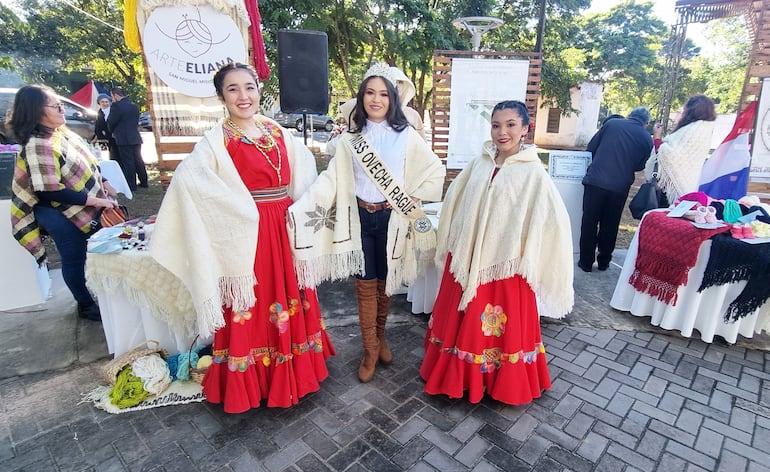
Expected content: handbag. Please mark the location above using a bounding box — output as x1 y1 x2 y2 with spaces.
629 162 664 220
99 205 128 227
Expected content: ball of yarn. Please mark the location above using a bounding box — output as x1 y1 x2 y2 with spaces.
196 355 213 369
109 365 148 408
131 354 171 395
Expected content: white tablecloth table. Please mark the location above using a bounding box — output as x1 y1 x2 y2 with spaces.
86 226 199 356
610 221 770 344
99 159 132 199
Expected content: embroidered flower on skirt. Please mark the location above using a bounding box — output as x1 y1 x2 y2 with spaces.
480 303 507 337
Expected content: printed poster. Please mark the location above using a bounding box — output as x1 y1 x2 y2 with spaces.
447 58 530 169
143 6 247 97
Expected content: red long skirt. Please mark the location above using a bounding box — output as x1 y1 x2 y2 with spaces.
420 254 551 405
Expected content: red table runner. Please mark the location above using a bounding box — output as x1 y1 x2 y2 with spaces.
629 211 730 305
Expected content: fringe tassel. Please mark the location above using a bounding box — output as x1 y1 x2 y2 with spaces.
294 251 365 289
629 270 678 305
412 226 437 252
196 296 226 339
219 274 257 312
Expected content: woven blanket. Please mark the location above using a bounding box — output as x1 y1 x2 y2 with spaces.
698 233 770 321
629 211 730 305
82 380 203 414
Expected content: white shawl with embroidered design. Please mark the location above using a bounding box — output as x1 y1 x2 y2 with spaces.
287 128 445 295
149 118 317 338
436 142 574 318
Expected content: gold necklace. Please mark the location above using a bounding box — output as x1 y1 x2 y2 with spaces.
226 118 283 185
226 118 277 152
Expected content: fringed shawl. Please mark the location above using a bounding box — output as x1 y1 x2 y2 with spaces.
698 233 770 321
435 143 574 318
645 120 715 202
10 128 103 264
287 129 445 295
629 211 729 305
150 118 317 338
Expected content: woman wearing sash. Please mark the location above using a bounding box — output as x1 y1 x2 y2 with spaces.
419 101 573 405
150 63 335 413
287 63 445 383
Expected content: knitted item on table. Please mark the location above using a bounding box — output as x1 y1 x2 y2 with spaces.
722 199 743 224
629 211 730 305
698 233 770 322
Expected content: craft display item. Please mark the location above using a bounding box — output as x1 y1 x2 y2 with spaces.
102 340 169 385
100 205 128 228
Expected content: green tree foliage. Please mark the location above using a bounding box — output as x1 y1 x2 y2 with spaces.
0 0 144 105
683 17 749 113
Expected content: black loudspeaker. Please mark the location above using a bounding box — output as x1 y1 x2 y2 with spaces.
277 30 329 114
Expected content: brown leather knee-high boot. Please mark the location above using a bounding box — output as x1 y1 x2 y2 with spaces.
355 278 379 382
376 279 393 365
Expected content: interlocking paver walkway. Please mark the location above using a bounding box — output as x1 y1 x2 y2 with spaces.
1 315 769 471
1 262 769 471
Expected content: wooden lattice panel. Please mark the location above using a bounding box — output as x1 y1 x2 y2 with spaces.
430 50 542 190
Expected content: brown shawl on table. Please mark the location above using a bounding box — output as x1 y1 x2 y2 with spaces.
698 233 770 321
629 211 730 305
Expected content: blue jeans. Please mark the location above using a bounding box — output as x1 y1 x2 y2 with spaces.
358 206 391 280
33 205 95 304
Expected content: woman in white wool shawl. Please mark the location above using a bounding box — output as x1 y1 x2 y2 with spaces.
645 94 716 203
420 100 574 406
151 63 335 413
287 63 445 384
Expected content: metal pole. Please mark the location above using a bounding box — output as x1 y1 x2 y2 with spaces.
535 0 547 53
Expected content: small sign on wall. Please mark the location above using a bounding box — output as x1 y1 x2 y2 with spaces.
548 150 592 181
0 152 18 200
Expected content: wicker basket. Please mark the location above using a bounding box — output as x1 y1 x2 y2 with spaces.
188 335 208 384
102 340 169 385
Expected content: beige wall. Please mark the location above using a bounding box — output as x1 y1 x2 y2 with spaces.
534 82 603 150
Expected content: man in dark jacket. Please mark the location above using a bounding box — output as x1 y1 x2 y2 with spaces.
579 107 653 272
107 87 147 190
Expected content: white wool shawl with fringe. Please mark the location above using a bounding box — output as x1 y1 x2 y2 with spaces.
644 120 715 202
287 128 445 295
150 118 317 338
436 143 574 318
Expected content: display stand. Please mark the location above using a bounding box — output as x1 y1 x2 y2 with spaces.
548 150 592 253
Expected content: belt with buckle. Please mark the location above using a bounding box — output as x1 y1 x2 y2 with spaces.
357 197 391 213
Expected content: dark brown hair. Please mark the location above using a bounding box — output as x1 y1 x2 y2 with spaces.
8 84 56 145
673 95 716 132
213 62 259 99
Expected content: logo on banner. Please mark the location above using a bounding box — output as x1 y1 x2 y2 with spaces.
144 6 246 97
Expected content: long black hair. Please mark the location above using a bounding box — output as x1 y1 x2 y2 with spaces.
491 100 530 126
8 84 56 146
349 75 409 133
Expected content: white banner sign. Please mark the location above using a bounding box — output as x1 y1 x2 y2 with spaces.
752 78 770 180
447 58 530 169
144 6 247 98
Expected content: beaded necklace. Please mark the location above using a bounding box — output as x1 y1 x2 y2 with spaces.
226 118 283 185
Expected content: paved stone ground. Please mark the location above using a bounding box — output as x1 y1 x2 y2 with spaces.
1 296 769 471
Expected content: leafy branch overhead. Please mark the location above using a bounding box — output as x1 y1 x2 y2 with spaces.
0 0 748 119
